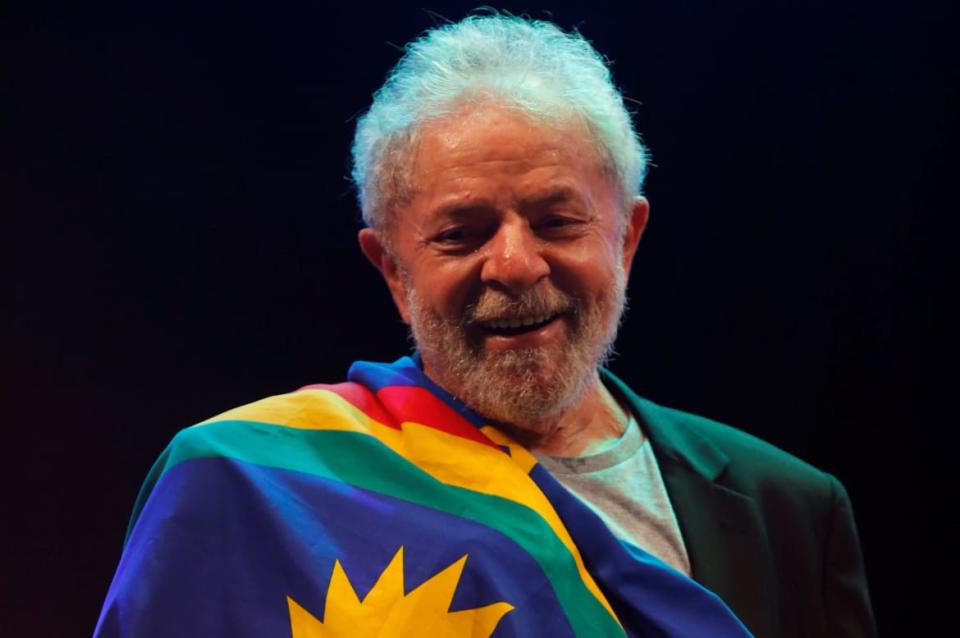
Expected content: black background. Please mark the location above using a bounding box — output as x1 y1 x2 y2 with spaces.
5 1 955 635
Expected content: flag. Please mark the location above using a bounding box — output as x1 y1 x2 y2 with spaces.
95 356 751 637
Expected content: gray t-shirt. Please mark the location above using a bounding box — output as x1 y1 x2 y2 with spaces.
534 415 692 575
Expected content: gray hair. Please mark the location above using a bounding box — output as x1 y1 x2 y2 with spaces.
351 14 648 229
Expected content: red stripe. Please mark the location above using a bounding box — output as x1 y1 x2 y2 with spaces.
375 386 498 448
298 382 497 449
299 382 400 429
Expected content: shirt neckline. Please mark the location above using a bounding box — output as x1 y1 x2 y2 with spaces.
534 415 647 475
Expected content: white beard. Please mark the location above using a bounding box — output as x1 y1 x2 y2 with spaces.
404 263 628 432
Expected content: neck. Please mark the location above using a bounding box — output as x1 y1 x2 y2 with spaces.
492 373 629 457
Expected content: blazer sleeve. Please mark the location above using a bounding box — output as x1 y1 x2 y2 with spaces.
823 475 877 637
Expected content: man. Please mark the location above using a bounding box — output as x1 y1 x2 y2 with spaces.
96 15 875 638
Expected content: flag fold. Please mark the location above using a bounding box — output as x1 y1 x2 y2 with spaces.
95 356 751 637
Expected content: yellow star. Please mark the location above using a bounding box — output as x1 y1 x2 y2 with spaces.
288 547 514 637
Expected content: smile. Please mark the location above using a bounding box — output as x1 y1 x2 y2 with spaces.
478 312 562 335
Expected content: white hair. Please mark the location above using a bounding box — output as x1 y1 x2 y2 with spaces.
351 14 648 229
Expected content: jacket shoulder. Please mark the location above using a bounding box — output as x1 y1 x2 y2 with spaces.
602 369 837 500
652 399 830 486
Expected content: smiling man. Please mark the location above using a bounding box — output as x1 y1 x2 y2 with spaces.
96 14 875 638
358 105 645 456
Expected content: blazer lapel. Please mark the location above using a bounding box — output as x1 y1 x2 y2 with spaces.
601 370 780 638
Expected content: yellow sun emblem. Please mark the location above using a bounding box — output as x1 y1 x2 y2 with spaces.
287 547 514 637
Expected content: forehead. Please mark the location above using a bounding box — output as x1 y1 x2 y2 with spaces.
406 106 610 203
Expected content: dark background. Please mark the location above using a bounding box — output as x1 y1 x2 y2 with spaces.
5 1 955 635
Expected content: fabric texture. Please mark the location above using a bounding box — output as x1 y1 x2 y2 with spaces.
600 369 877 638
95 357 751 638
535 415 692 576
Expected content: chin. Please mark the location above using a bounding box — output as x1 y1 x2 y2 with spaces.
406 276 625 431
434 343 596 431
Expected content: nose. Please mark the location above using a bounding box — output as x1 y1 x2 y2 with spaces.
480 219 550 294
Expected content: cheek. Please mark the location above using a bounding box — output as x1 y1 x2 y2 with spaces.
546 241 621 298
414 261 483 319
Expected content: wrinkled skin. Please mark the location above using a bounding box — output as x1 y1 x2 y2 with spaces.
360 105 649 454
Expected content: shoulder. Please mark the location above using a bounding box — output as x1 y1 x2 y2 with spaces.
128 383 375 533
602 371 877 634
638 397 842 498
156 382 380 472
652 399 832 488
626 390 853 559
602 369 840 505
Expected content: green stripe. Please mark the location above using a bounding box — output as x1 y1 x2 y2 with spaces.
129 420 624 638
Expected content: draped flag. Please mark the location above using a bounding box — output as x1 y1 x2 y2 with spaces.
95 356 751 637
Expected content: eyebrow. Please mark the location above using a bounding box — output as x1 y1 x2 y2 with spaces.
431 200 497 221
428 186 587 221
522 186 584 209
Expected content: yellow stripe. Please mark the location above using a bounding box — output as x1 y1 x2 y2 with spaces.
197 389 619 623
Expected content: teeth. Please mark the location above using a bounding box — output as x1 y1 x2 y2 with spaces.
485 314 553 330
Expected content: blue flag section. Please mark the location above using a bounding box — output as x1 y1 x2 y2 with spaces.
95 357 752 637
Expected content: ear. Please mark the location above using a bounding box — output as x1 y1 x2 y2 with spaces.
358 228 412 324
620 196 650 273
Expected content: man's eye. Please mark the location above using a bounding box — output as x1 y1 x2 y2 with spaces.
540 216 580 232
435 228 468 243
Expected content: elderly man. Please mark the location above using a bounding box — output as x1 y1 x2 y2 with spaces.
96 15 874 638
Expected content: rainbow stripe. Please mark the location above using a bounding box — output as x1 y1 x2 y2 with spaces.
96 357 751 638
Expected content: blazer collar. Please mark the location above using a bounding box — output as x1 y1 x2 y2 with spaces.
600 368 730 481
600 368 780 638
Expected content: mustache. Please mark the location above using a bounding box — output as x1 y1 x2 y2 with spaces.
464 287 578 326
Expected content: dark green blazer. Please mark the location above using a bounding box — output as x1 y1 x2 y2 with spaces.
601 369 877 638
